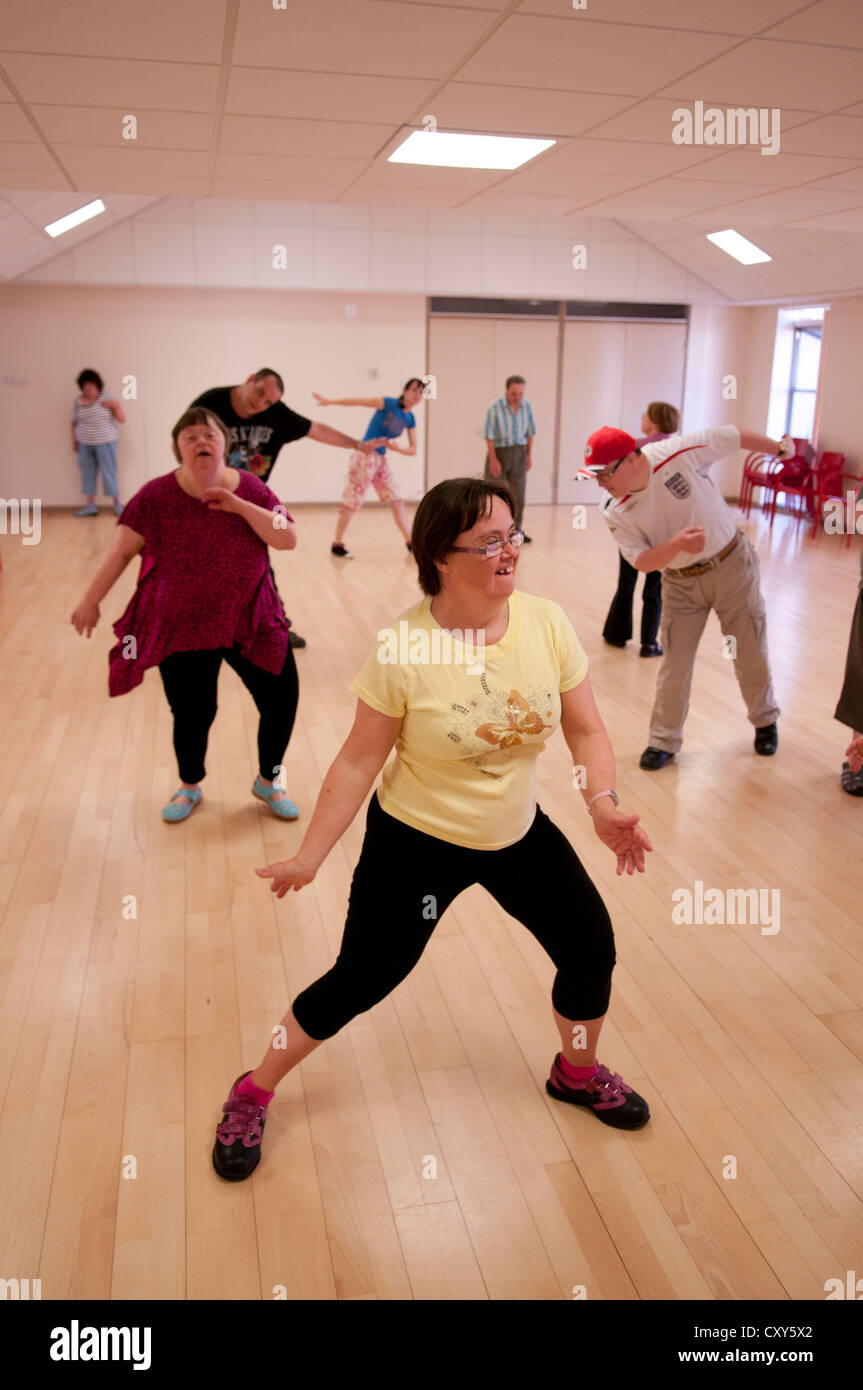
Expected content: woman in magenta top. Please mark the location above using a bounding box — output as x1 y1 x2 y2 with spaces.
71 407 302 823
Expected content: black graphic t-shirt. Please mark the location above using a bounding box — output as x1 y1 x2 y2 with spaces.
191 387 312 483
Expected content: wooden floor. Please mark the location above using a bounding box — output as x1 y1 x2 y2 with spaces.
1 495 862 1301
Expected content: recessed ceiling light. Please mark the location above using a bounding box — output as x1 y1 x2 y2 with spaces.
44 199 106 238
389 130 554 171
706 229 771 265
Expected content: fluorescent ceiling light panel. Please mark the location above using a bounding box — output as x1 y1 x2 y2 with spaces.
44 199 106 238
706 229 771 265
389 130 554 170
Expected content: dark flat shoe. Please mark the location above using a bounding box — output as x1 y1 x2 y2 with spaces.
754 723 778 755
640 642 663 657
640 747 674 770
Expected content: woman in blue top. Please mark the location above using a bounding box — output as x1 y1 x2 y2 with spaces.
313 378 424 557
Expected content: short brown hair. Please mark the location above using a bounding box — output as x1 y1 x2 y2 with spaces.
254 368 284 394
411 477 517 597
171 407 231 462
505 375 525 389
645 401 680 435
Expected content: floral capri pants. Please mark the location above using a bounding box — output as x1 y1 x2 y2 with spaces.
341 449 401 510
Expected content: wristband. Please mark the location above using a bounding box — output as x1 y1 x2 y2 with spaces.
587 789 619 814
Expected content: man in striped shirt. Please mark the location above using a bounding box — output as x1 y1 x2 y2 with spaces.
484 376 536 542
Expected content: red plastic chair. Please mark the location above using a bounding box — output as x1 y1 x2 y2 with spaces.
811 452 858 547
769 457 816 528
739 452 781 518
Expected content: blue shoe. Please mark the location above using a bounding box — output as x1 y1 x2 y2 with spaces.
252 775 299 820
75 503 98 517
162 786 202 822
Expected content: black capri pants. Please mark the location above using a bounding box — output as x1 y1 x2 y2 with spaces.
292 793 616 1040
158 643 299 785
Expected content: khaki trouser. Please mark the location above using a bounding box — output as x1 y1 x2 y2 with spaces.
648 533 780 753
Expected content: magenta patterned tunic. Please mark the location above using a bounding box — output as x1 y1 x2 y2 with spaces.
108 471 292 697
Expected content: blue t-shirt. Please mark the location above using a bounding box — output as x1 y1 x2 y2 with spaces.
363 396 416 456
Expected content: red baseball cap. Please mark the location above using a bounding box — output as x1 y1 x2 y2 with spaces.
576 427 638 479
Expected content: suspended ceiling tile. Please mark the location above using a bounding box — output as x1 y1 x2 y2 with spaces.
2 54 220 111
220 114 388 159
657 39 863 110
232 0 494 78
761 0 863 47
426 83 633 138
224 68 437 124
458 15 740 95
0 0 227 62
30 107 215 150
586 98 817 144
518 0 814 32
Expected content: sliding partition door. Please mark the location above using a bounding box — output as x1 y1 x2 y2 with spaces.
558 320 687 506
426 315 559 500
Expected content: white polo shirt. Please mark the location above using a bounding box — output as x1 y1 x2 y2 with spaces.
600 426 741 571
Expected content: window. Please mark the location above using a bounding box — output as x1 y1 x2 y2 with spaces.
766 305 827 442
785 325 821 439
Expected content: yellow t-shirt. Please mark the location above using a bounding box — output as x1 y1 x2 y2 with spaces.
349 589 588 850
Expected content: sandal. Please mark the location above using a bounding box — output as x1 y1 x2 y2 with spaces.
252 775 299 820
162 786 202 822
841 761 863 797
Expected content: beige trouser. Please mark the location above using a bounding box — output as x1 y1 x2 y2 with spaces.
649 533 780 753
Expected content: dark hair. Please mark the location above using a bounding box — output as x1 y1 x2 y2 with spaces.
171 407 231 462
505 375 525 390
645 401 680 435
399 377 424 407
411 477 517 597
77 369 103 391
253 368 285 395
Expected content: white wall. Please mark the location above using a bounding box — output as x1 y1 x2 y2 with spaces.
816 295 863 477
682 303 761 496
17 197 715 305
0 285 426 506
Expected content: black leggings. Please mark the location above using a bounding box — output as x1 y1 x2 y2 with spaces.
158 644 299 785
292 794 616 1041
603 552 662 647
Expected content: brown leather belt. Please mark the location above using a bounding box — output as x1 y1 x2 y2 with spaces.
666 530 740 578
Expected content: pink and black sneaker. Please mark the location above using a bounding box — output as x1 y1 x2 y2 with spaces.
212 1072 268 1181
546 1055 650 1130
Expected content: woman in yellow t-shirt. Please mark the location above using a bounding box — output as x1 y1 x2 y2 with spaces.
213 477 654 1181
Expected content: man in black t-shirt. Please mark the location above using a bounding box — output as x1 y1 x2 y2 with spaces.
191 367 385 647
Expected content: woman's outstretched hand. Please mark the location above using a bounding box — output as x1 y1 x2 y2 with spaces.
256 858 316 898
71 601 100 636
311 392 331 406
591 804 653 876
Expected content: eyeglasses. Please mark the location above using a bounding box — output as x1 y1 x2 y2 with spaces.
450 529 524 559
594 458 626 482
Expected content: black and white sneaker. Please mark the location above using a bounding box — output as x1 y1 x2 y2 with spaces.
331 543 354 558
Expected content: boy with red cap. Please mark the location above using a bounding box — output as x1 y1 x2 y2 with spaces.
578 423 794 769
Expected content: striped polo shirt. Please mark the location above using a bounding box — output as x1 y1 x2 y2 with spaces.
71 392 118 445
484 397 536 448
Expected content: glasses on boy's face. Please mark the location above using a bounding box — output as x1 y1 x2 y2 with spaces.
450 528 524 559
595 456 628 483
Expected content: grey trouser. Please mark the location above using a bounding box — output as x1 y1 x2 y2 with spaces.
485 444 527 529
649 532 780 753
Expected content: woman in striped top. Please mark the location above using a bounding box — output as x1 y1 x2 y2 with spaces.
70 368 126 517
